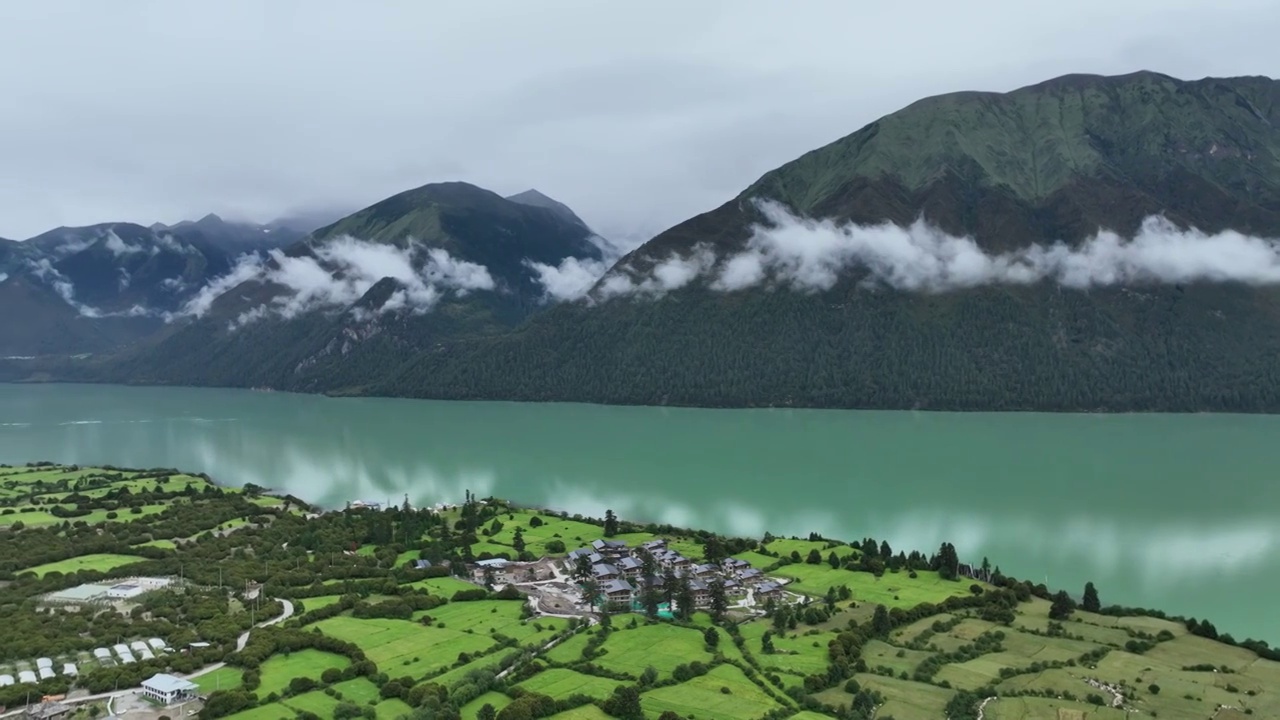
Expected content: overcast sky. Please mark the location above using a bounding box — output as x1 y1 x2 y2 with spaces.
1 0 1277 244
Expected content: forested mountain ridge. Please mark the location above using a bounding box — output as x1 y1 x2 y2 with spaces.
12 71 1280 412
84 182 607 393
374 71 1280 412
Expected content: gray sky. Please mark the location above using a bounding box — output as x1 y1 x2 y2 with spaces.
1 1 1277 245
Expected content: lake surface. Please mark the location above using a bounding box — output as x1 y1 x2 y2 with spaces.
2 383 1278 642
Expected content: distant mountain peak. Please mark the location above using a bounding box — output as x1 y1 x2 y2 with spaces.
505 189 590 230
196 213 225 225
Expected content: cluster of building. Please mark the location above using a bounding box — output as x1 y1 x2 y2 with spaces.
0 657 78 687
93 638 169 665
42 576 174 608
567 538 784 609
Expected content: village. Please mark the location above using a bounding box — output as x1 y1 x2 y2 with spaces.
463 536 792 617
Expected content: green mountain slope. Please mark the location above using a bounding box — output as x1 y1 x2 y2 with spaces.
367 71 1280 412
25 71 1280 412
87 183 604 392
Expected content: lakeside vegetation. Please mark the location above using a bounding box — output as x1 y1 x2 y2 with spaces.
0 463 1276 720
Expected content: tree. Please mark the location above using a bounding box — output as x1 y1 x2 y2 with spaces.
603 686 643 720
708 579 728 623
1082 581 1101 613
512 528 525 553
1049 590 1075 620
760 630 775 654
573 554 592 581
675 577 694 621
603 509 618 538
879 540 892 559
581 578 601 611
827 551 840 569
935 542 960 580
806 549 822 564
703 626 719 649
702 536 727 564
871 604 891 637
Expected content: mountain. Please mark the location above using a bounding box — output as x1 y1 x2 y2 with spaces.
1 220 287 356
22 71 1280 413
91 181 605 392
0 274 159 357
156 213 305 251
364 71 1280 412
505 189 591 230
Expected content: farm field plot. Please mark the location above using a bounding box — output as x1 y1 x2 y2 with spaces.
771 565 977 608
315 615 496 678
257 649 350 696
731 551 779 569
546 705 612 720
408 576 483 597
461 691 512 720
737 623 835 677
641 664 787 720
424 599 567 642
763 539 856 561
594 623 714 678
21 553 144 577
194 666 244 693
517 668 624 699
544 632 591 664
818 674 952 720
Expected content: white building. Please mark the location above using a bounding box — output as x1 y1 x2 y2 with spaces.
36 658 53 670
137 648 155 660
147 638 166 651
93 648 111 661
18 670 37 684
129 641 149 652
140 674 198 705
0 674 13 686
62 663 77 676
107 583 144 600
38 667 54 680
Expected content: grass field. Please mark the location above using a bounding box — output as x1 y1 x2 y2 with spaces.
518 668 624 700
640 664 786 720
194 667 244 694
408 576 484 597
460 691 512 720
594 623 714 678
422 599 567 643
315 615 497 678
257 649 350 696
770 564 980 608
20 553 144 577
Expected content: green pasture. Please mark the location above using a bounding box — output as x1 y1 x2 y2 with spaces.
315 615 496 678
594 623 714 678
640 663 787 720
256 649 350 696
517 668 624 700
21 553 144 577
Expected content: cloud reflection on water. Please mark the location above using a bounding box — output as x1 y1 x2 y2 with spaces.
10 404 1279 641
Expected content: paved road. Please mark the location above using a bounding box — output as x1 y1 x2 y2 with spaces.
189 597 296 678
0 598 297 718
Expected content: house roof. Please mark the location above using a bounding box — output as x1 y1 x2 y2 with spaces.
591 563 619 576
616 557 642 570
602 579 633 594
757 581 782 593
476 558 510 568
413 559 433 569
567 548 592 559
143 673 198 694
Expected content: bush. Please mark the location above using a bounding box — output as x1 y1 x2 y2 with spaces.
1148 684 1160 695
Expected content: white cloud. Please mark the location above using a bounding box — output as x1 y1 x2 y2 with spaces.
103 230 143 256
0 272 8 284
603 201 1280 298
524 256 612 302
596 244 715 299
178 236 498 327
176 252 267 319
